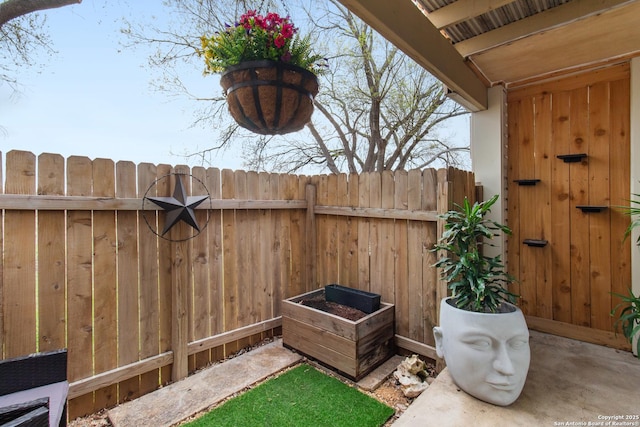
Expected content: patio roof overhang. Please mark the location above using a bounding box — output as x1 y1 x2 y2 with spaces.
336 0 640 111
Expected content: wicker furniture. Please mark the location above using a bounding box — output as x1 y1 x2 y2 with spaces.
0 349 68 427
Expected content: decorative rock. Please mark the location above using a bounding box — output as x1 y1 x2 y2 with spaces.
393 355 430 398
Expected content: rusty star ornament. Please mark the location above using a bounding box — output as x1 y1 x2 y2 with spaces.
146 175 209 236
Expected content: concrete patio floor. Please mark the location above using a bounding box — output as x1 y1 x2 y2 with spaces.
394 330 640 426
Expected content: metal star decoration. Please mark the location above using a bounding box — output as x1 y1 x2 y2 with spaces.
146 175 209 236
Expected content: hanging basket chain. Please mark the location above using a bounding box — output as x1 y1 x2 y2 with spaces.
256 0 291 17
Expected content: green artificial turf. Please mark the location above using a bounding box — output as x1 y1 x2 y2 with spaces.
183 363 394 427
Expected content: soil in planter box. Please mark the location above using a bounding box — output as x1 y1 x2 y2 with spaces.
299 292 367 321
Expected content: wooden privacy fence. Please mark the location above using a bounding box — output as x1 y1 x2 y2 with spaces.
0 150 476 419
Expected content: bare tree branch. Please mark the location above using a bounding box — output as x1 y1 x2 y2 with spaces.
0 0 81 27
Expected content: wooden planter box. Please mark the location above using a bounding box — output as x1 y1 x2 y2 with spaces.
282 288 395 381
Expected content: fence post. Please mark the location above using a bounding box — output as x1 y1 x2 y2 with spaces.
306 184 317 291
171 231 189 382
435 169 451 309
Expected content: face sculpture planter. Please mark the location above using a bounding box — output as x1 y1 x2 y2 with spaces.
433 297 530 406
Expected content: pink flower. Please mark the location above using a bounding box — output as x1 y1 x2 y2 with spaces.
281 23 294 39
266 12 282 27
254 15 266 29
274 34 286 48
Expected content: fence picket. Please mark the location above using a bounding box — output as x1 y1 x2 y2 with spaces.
257 172 272 332
138 163 163 391
357 173 371 292
115 161 140 403
92 158 118 410
155 163 173 385
221 169 238 356
422 169 439 345
3 151 37 358
37 153 66 353
207 168 224 363
380 171 395 305
369 172 382 297
66 156 95 418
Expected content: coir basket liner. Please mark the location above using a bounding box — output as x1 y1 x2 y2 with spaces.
220 60 319 135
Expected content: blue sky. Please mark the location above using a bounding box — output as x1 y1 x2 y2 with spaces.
0 0 242 169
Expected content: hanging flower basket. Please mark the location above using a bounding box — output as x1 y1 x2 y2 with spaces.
220 60 319 135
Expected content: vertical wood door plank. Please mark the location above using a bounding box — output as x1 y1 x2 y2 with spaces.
534 93 553 320
517 98 537 316
569 86 591 327
588 82 613 331
407 169 423 341
550 92 573 323
609 77 632 319
506 99 522 300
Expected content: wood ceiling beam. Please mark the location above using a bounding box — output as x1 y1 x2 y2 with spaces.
424 0 515 29
336 0 488 111
455 0 635 57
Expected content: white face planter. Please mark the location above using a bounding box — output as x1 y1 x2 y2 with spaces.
433 297 530 406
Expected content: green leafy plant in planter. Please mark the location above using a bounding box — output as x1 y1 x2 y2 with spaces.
432 194 530 406
611 193 640 358
433 194 518 313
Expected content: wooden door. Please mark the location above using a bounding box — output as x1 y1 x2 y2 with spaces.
507 63 631 349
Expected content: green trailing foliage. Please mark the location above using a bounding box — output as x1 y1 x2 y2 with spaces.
433 194 518 313
611 194 640 358
611 288 640 358
622 193 640 246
